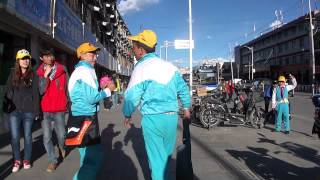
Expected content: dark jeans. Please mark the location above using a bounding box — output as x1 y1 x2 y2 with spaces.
9 111 34 161
264 97 271 114
42 112 66 164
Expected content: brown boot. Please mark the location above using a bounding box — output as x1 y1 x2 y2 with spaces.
46 163 57 172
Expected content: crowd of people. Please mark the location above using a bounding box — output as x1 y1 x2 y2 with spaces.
2 29 191 180
2 26 300 179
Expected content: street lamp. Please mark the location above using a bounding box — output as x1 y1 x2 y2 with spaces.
244 45 254 80
159 40 173 61
189 0 193 96
308 0 316 96
159 45 165 59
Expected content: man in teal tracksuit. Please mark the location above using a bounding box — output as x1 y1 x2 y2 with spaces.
122 30 191 180
272 74 297 134
68 42 115 180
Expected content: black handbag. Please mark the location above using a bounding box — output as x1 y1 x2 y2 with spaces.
65 114 101 148
176 119 194 180
2 95 16 114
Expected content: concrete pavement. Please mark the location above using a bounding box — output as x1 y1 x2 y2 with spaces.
1 93 320 179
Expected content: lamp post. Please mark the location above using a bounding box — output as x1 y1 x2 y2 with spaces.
308 0 316 96
189 0 193 96
159 41 173 60
244 45 254 80
159 45 165 59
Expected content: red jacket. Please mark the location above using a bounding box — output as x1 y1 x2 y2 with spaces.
37 62 68 112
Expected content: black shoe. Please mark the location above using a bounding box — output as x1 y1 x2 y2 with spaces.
285 131 290 134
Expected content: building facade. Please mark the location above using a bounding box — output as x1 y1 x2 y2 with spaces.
235 10 320 85
0 0 134 133
0 0 134 85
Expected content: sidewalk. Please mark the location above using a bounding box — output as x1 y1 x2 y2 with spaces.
0 104 185 180
2 97 320 179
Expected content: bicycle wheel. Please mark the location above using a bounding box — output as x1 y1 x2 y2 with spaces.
199 105 224 128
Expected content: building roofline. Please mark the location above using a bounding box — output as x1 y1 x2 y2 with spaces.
242 10 320 46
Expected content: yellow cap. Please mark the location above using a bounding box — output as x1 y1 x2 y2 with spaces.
16 49 31 60
76 42 100 58
129 30 157 48
278 76 286 82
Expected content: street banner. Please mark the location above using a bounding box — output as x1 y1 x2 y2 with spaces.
14 0 51 33
55 0 83 50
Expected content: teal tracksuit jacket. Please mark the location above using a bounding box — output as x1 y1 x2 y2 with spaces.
122 53 191 180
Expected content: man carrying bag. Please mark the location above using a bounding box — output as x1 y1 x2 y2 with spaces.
66 42 115 180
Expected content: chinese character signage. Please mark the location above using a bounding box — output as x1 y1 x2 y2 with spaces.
55 0 83 50
15 0 50 33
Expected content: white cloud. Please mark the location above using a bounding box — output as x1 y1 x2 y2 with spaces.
118 0 160 15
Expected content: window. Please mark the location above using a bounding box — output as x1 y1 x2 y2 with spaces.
291 27 296 35
284 42 288 51
292 55 296 64
285 57 289 65
283 30 288 37
299 23 305 32
299 37 304 48
278 44 282 53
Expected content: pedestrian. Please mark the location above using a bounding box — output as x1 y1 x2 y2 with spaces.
4 49 40 172
225 80 234 100
36 49 68 172
67 42 115 180
111 74 120 108
122 30 191 180
271 74 297 134
101 75 113 110
263 81 272 114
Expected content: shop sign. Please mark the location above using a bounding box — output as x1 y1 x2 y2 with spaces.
15 0 51 33
55 0 83 50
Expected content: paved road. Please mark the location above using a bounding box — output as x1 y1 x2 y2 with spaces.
1 92 320 180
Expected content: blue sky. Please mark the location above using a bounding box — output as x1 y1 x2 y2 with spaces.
118 0 319 67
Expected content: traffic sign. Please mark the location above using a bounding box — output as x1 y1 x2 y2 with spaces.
174 40 194 49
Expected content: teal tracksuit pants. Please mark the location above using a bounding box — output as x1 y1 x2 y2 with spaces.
73 144 102 180
276 103 290 132
141 113 178 180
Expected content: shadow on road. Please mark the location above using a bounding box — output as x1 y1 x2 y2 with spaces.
177 121 250 180
226 146 320 180
256 133 320 165
124 124 151 180
0 133 46 180
98 123 138 180
98 141 138 180
226 133 320 179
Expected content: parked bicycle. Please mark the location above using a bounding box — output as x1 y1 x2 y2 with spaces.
198 86 264 130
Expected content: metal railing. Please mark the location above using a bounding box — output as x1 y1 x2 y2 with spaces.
295 84 320 94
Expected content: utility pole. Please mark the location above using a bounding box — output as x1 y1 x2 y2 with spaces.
248 62 251 80
188 0 193 96
251 47 254 80
217 63 220 84
229 44 234 82
308 0 316 96
244 46 254 80
165 40 168 61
